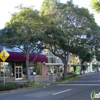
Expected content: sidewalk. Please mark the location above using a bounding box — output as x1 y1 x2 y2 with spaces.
13 77 51 85
39 77 50 84
0 72 99 94
14 72 98 85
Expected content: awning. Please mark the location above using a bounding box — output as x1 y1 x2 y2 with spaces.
1 51 47 62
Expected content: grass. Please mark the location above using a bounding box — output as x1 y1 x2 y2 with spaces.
27 82 45 87
0 82 18 91
0 72 82 91
56 72 83 82
0 81 45 91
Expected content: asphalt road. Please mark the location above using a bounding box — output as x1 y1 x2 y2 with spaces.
0 73 100 100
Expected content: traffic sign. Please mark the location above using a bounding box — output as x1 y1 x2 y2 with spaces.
0 48 10 85
0 49 10 61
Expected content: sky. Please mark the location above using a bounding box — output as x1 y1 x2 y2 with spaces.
0 0 100 29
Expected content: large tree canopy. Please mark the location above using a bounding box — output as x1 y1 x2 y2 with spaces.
40 0 98 78
40 0 57 16
90 0 100 13
0 6 43 81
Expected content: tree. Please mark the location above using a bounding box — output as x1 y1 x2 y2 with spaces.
90 0 100 51
90 0 100 13
40 0 98 78
40 0 57 16
93 48 100 70
0 6 43 82
95 48 100 61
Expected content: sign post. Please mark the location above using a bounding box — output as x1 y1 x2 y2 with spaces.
0 48 10 85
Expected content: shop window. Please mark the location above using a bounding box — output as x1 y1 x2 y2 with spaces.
15 62 22 66
49 57 56 63
1 62 12 77
29 62 42 75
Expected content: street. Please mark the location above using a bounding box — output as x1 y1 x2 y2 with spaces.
0 73 100 100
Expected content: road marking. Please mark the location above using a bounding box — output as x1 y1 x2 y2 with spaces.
57 84 100 86
53 89 71 95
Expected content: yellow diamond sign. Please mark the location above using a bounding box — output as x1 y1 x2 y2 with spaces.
0 49 10 61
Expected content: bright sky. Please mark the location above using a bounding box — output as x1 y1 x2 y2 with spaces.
0 0 100 29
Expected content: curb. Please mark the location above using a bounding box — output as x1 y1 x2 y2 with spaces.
0 82 62 94
0 72 98 94
0 82 59 94
0 87 34 94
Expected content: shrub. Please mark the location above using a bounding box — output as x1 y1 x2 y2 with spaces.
67 72 78 77
0 82 18 91
26 82 44 87
18 84 27 88
0 81 45 91
56 72 80 82
27 82 35 87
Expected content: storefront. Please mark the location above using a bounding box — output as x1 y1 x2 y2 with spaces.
0 51 47 81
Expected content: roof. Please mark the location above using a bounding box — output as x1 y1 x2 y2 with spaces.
1 51 47 62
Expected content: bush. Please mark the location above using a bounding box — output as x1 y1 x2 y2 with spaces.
27 82 35 87
67 72 78 77
56 72 80 82
0 82 18 91
16 82 45 88
18 84 27 88
0 81 45 91
26 82 44 87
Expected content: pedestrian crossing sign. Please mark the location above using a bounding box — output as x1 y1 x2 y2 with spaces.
0 49 10 61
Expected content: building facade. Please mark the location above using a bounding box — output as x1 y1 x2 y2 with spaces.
44 49 66 75
44 49 94 75
0 49 47 81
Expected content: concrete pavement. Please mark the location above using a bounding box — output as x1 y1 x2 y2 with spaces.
14 72 98 85
0 73 100 100
0 71 99 94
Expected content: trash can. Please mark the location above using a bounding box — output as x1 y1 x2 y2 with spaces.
49 74 55 82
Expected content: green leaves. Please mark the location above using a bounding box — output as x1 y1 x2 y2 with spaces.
40 0 98 69
40 0 57 16
0 5 45 82
41 0 98 54
95 48 100 61
90 0 100 13
1 7 43 49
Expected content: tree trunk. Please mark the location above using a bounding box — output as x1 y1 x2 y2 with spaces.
25 52 30 82
80 60 83 75
63 61 67 79
62 53 69 79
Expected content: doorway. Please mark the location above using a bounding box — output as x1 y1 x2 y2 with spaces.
15 66 23 80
